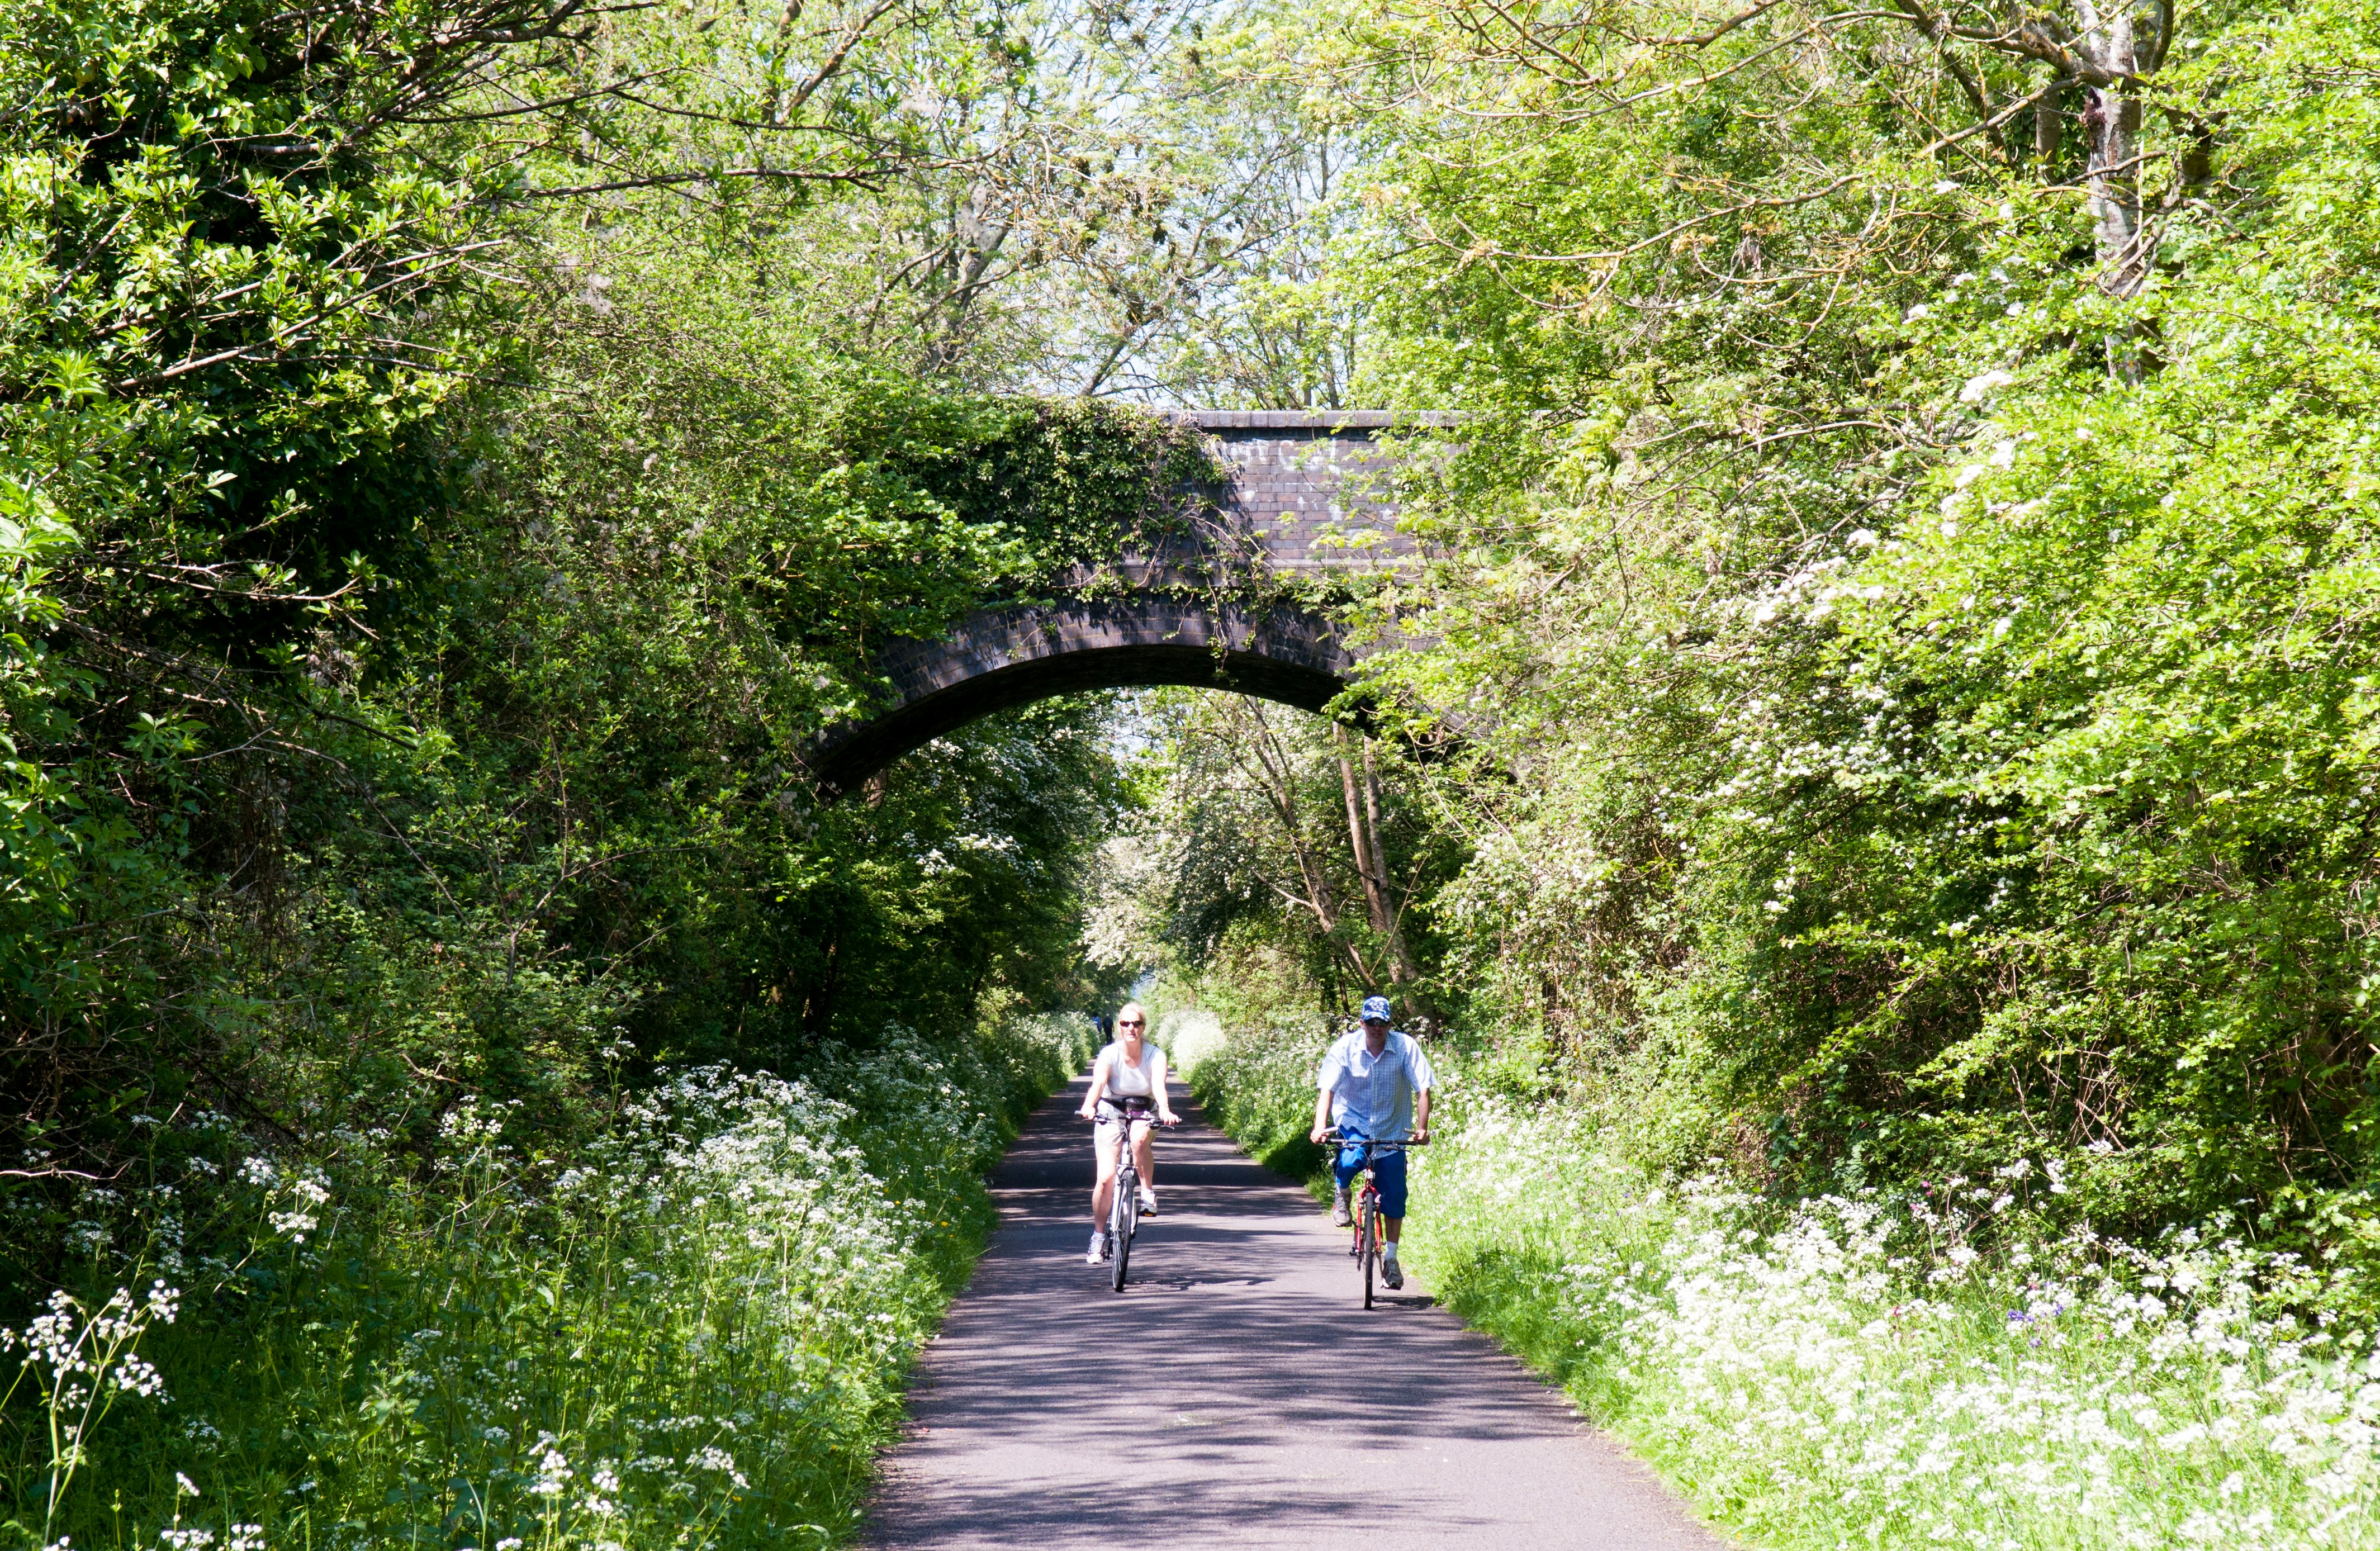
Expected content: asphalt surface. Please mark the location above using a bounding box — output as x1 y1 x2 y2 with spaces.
866 1075 1728 1550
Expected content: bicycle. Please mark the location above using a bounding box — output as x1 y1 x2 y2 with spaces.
1321 1129 1426 1308
1087 1104 1173 1292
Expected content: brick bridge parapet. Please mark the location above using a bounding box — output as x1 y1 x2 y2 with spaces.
1180 409 1447 582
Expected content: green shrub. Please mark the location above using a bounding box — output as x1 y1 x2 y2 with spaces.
1 1019 1078 1551
1186 1019 1335 1184
1001 1013 1102 1087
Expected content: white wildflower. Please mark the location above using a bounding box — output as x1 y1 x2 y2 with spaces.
529 1437 573 1498
1959 369 2016 403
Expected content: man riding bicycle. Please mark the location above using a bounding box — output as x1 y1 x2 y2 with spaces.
1309 994 1435 1289
1079 1001 1177 1265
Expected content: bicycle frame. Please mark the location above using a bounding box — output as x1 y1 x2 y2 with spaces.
1090 1106 1165 1292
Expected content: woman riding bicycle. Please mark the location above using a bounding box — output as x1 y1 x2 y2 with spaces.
1078 1001 1177 1264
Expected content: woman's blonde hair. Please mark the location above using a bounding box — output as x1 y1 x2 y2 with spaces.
1116 1000 1149 1035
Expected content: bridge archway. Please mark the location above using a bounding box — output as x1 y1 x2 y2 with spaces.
807 410 1443 799
807 599 1352 797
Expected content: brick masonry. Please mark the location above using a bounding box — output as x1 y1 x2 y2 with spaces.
809 410 1440 795
1188 410 1442 580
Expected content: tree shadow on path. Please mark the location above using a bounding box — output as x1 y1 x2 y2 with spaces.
866 1077 1725 1551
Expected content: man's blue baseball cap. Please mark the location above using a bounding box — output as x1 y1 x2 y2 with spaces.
1360 995 1393 1023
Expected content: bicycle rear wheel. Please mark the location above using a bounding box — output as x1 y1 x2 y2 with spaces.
1111 1175 1137 1292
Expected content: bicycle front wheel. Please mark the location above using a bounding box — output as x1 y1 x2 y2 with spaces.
1360 1205 1377 1309
1111 1179 1137 1292
1109 1194 1137 1294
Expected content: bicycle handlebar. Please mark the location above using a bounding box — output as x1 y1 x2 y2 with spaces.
1319 1130 1428 1146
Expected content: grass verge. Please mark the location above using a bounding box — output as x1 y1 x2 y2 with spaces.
2 1016 1098 1551
1187 1026 2380 1550
1180 1020 1331 1198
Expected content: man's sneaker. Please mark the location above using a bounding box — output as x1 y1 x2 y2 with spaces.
1138 1187 1159 1217
1331 1185 1353 1227
1382 1251 1405 1291
1085 1231 1107 1265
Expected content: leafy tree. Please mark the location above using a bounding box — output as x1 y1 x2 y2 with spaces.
0 0 1210 1270
1276 0 2380 1253
1099 0 2380 1275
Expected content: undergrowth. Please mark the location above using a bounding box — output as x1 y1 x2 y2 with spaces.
1177 1019 1330 1186
1 1015 1097 1551
1191 1023 2380 1550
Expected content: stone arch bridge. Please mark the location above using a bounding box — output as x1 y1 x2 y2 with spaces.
809 410 1448 798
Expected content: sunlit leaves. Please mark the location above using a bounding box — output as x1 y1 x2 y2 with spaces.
1306 0 2380 1244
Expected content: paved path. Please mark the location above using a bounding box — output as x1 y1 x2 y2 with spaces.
867 1077 1727 1549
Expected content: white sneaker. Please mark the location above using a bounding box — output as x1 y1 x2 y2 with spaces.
1331 1185 1352 1227
1086 1231 1107 1265
1138 1187 1159 1217
1382 1251 1404 1290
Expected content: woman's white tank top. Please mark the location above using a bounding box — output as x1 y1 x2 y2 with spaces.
1101 1040 1160 1097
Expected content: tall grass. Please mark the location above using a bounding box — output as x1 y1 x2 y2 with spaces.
1186 1022 2380 1549
1 1017 1093 1551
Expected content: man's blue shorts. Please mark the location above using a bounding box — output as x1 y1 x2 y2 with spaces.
1333 1139 1409 1219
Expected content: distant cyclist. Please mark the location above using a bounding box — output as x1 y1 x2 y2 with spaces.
1079 1001 1178 1264
1309 994 1435 1289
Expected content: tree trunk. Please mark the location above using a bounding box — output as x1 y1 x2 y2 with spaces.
1335 725 1404 986
2075 2 2156 294
2034 83 2064 166
1898 3 2177 295
1231 701 1368 983
1360 737 1421 988
2081 82 2144 279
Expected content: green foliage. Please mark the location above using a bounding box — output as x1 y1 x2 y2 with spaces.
0 0 1230 1147
0 8 1194 1541
1236 0 2380 1265
2 1019 1082 1551
388 249 1168 1073
895 397 1221 597
1184 1016 1331 1181
0 0 523 1048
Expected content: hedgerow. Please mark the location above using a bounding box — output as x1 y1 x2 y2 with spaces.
1 1017 1090 1551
